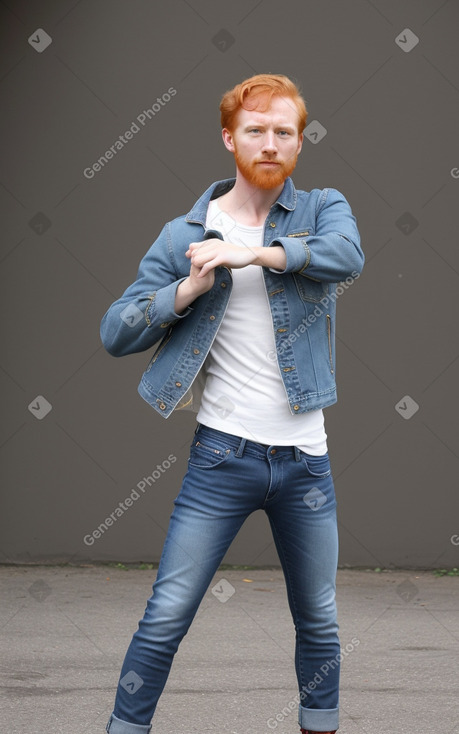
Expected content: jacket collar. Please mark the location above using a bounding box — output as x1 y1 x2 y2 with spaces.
185 177 297 225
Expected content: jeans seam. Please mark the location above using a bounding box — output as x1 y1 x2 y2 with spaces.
268 517 305 693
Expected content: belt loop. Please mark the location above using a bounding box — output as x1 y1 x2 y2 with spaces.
235 437 247 458
294 445 301 462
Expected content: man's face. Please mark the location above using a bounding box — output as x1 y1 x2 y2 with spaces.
222 95 303 190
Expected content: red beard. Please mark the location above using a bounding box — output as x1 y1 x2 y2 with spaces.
234 147 299 190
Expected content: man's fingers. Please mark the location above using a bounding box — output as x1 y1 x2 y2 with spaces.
197 258 218 277
186 242 200 258
189 240 211 251
192 248 220 268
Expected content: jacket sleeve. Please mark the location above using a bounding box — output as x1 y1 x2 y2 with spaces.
268 188 364 282
100 222 192 357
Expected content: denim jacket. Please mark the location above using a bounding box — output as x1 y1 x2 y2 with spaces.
100 177 364 418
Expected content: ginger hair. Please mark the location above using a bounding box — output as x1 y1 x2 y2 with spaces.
220 74 307 133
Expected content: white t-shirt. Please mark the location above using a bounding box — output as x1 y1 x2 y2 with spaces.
196 199 327 455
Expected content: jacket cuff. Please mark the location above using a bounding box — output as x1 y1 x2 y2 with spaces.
144 277 191 327
267 237 310 274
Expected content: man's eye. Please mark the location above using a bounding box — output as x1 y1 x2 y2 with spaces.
278 130 289 136
249 128 260 133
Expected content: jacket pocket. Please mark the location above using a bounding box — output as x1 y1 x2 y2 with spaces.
326 314 334 374
286 227 313 237
293 274 328 303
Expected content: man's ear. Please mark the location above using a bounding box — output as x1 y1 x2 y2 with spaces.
297 132 304 155
222 128 235 153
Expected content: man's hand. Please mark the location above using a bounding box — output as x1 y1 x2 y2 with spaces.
186 238 257 277
175 238 287 314
174 259 215 315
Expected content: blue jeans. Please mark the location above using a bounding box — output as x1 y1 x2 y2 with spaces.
106 424 340 733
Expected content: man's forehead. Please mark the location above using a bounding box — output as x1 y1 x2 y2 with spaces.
237 96 299 125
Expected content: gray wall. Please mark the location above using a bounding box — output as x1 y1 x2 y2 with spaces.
1 0 458 569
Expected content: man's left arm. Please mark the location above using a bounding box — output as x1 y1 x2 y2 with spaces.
267 188 364 282
187 239 286 274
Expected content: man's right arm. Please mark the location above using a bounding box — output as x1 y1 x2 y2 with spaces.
100 225 218 357
99 223 193 357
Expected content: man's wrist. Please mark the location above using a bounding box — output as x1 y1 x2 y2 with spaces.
252 245 286 271
175 277 205 314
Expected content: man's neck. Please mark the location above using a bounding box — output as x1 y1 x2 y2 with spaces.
217 173 284 227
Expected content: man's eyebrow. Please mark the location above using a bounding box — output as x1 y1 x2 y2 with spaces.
243 121 297 130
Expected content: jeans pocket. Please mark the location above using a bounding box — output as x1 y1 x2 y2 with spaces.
188 439 231 469
301 452 331 478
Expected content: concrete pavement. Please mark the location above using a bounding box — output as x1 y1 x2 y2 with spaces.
1 565 458 734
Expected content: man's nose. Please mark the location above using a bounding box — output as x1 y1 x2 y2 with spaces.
261 131 277 154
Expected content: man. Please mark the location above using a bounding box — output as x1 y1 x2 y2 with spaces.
101 73 364 734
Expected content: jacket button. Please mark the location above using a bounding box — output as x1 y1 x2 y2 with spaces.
209 315 215 320
221 282 227 288
269 222 276 228
193 348 200 355
293 404 300 411
175 381 182 387
159 402 166 410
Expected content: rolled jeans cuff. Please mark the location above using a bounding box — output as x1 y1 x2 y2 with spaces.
298 704 339 731
106 713 152 733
